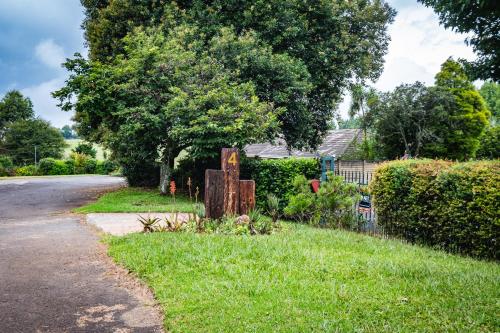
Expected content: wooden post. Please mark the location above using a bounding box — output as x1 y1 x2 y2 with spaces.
239 180 255 215
221 148 240 215
204 169 226 219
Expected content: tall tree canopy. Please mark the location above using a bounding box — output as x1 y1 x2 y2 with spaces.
418 0 500 81
434 59 490 159
1 118 66 165
479 81 500 122
55 26 279 189
58 0 395 187
369 59 490 160
0 90 34 137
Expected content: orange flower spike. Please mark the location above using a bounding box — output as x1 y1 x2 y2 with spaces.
170 180 176 195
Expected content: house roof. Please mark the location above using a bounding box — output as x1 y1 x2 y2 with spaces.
244 129 361 159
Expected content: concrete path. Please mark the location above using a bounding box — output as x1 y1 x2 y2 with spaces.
87 213 191 236
0 176 164 333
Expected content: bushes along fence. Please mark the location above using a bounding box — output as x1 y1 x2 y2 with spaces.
370 159 499 259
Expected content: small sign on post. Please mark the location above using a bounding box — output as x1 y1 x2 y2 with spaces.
221 148 240 215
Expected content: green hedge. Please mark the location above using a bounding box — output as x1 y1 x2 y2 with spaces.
12 158 119 176
241 157 320 210
370 159 500 259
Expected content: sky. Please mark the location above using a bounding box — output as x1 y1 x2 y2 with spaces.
0 0 477 128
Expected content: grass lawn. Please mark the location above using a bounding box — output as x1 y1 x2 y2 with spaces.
106 224 499 333
75 187 195 213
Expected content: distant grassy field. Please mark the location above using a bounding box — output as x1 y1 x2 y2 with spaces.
64 139 107 160
74 187 195 213
107 224 500 332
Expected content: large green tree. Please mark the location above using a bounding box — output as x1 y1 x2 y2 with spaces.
54 26 278 191
418 0 499 81
479 81 500 122
2 118 67 165
370 59 490 160
78 0 395 151
369 82 453 159
434 59 490 159
0 90 34 138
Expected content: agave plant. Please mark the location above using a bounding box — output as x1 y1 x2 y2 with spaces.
164 211 185 232
266 193 281 225
137 214 161 233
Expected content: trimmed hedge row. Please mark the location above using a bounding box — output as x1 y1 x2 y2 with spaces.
0 157 119 177
241 157 320 210
370 159 500 259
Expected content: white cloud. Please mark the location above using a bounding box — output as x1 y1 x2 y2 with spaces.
35 39 66 69
21 77 74 128
374 5 475 92
338 3 476 118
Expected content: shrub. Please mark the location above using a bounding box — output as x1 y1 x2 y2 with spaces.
38 158 73 176
15 165 39 176
72 142 97 158
70 152 97 174
96 160 119 175
38 158 56 175
476 125 500 159
39 158 71 175
370 159 500 259
83 158 97 174
0 155 14 176
241 157 320 210
284 173 360 228
122 161 160 187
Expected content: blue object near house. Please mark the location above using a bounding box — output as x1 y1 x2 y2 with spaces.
320 155 335 182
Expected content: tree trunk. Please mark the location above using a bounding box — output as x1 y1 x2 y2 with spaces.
159 150 175 195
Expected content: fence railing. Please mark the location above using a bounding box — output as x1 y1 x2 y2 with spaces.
334 169 373 185
334 169 381 235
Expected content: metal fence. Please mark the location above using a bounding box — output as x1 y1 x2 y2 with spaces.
334 169 380 235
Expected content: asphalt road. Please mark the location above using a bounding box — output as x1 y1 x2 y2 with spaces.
0 176 163 333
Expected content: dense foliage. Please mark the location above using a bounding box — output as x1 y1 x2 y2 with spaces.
241 157 320 211
28 157 117 176
1 118 67 165
479 81 500 122
284 173 361 228
476 125 500 159
0 90 34 139
369 59 490 160
57 0 395 189
418 0 499 81
370 159 499 259
72 142 97 158
0 155 14 176
55 27 278 192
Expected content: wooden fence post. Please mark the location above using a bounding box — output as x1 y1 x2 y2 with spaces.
204 169 226 219
239 180 255 215
221 148 240 215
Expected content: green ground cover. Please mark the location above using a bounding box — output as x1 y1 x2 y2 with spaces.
75 187 194 213
107 224 499 333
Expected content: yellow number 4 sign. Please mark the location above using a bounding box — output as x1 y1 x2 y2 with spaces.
228 152 237 166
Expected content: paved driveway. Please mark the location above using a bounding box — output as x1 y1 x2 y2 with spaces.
0 176 163 333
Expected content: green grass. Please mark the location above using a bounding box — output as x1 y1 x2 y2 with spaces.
106 225 499 332
64 139 107 160
75 187 195 213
